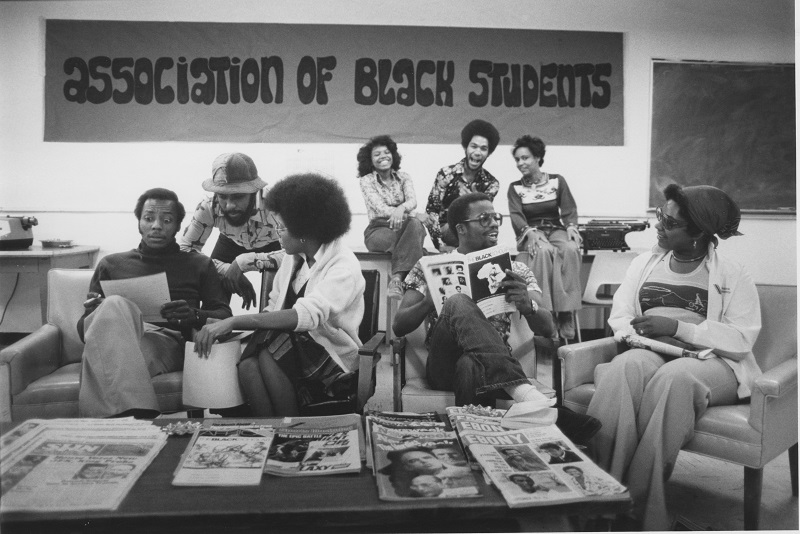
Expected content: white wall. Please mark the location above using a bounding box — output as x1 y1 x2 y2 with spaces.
0 0 795 331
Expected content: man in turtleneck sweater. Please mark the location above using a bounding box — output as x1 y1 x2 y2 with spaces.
77 188 232 419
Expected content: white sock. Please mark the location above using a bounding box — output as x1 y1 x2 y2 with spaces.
505 383 547 403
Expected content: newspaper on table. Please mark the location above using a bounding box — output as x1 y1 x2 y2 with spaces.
1 418 167 513
418 245 516 317
367 411 482 501
172 424 274 486
446 406 626 508
261 413 362 477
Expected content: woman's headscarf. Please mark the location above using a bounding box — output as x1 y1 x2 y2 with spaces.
670 185 743 245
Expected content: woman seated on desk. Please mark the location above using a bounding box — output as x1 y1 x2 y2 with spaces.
586 184 760 531
507 135 582 340
194 173 365 416
358 135 426 300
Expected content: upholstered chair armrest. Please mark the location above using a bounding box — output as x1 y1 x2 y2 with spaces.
558 337 623 392
748 357 798 434
356 332 384 413
391 337 407 411
0 324 62 396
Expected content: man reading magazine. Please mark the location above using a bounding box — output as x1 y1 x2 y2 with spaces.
393 193 600 444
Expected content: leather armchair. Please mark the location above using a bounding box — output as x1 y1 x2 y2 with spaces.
392 311 557 413
558 284 798 529
0 268 185 421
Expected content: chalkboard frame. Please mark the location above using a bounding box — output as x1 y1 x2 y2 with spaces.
649 59 796 215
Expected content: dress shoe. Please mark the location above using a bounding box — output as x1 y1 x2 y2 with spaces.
554 406 601 445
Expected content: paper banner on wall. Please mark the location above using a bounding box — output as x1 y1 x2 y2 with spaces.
45 20 623 145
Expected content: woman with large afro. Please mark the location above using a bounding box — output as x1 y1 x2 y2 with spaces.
194 172 365 416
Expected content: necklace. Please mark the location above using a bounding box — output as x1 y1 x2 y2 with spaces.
671 252 706 263
524 173 548 187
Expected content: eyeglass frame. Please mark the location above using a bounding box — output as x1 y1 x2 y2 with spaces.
272 217 287 236
655 206 688 231
461 212 504 227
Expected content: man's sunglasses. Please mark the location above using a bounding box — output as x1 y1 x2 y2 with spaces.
462 212 503 227
655 206 687 231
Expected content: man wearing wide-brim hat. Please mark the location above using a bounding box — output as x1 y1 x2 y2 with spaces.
178 153 283 309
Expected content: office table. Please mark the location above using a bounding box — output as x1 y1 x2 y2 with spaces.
0 419 631 533
0 245 99 326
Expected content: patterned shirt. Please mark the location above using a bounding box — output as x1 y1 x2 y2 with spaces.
359 170 418 220
403 258 542 350
177 196 282 275
507 174 578 236
424 159 500 242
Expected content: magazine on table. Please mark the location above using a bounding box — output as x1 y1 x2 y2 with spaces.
262 413 362 477
0 418 166 513
446 406 627 508
364 410 446 471
367 411 482 501
418 245 516 317
172 425 275 486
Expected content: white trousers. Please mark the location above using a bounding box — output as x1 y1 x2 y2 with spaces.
78 296 184 417
586 348 738 530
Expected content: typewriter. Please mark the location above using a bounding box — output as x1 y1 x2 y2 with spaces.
577 219 650 253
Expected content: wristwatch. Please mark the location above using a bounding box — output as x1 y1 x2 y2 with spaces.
522 298 539 316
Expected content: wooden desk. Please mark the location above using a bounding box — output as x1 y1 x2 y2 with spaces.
0 245 99 325
1 420 631 533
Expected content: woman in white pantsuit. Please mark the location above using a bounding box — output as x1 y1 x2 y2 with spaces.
586 184 761 530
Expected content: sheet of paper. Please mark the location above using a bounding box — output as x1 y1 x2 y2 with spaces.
100 272 171 323
183 335 247 409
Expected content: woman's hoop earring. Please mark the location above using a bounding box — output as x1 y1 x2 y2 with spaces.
301 238 305 243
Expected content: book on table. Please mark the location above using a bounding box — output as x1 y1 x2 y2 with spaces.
418 244 516 317
365 410 482 501
445 405 627 508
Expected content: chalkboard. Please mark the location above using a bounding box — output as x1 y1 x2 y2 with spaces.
650 60 795 212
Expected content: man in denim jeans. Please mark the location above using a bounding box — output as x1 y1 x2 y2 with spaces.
393 192 600 444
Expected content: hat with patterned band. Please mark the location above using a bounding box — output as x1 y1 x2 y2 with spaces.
202 153 266 194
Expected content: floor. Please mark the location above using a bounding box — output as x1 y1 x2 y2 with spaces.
367 338 799 532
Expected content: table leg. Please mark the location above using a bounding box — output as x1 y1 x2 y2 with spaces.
38 267 49 324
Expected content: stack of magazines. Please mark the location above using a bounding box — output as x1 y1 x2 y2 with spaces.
172 414 363 486
446 405 627 508
1 418 167 512
365 410 482 501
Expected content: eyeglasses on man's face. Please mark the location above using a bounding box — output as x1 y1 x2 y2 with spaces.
655 206 687 231
462 212 503 227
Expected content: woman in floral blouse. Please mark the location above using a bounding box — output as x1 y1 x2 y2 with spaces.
358 135 427 299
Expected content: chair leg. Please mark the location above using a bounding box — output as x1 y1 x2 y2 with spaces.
790 443 798 496
743 466 763 530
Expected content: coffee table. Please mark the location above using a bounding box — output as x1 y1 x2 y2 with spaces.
0 420 631 533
